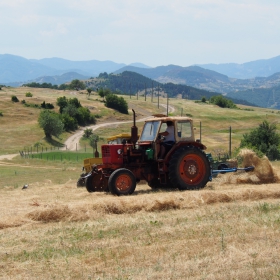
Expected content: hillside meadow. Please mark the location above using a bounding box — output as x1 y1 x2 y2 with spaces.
1 86 280 156
1 86 280 279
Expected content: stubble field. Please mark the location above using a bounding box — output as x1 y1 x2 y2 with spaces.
1 87 280 279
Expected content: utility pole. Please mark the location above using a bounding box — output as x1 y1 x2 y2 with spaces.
151 81 154 102
157 84 159 108
229 126 232 158
145 83 146 101
167 93 169 116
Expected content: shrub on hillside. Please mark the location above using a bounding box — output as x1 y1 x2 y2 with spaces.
11 95 19 102
60 113 78 131
41 101 54 109
25 92 33 97
38 110 64 139
105 93 128 114
83 128 93 138
209 95 237 109
68 79 86 90
0 111 3 117
240 120 280 160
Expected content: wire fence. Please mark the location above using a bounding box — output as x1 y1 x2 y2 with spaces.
19 144 98 162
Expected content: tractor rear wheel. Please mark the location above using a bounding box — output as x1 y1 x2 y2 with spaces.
169 146 210 190
108 168 136 195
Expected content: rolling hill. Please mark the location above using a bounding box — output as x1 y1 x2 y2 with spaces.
86 71 255 106
198 55 280 79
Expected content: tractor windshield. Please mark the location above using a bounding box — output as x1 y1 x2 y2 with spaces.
139 121 160 141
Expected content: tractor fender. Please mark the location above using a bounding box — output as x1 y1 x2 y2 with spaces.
165 142 206 162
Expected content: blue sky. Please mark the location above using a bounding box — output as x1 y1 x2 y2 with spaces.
1 0 280 67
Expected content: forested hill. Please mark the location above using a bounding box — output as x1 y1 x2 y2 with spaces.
226 85 280 109
87 71 220 100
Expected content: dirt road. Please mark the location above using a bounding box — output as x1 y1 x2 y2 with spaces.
0 104 175 158
63 103 175 151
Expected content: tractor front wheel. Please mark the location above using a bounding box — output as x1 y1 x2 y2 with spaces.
85 172 108 193
108 168 136 195
169 146 210 190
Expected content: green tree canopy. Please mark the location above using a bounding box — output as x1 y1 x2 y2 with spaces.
89 134 99 149
68 79 86 90
209 95 237 109
87 88 92 95
105 93 128 114
38 110 64 139
240 120 280 159
57 96 68 114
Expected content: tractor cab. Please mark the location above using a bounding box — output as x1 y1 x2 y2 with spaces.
138 116 197 160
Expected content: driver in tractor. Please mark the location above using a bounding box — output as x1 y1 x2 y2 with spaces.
158 121 175 159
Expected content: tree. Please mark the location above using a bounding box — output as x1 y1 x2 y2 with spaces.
209 95 237 108
87 88 92 96
57 96 68 113
201 96 206 103
11 95 19 102
89 134 100 157
89 134 99 148
38 110 64 139
69 79 86 90
240 120 280 159
60 113 78 131
83 128 93 138
69 97 81 108
105 93 128 114
98 88 105 100
76 107 92 125
63 104 78 117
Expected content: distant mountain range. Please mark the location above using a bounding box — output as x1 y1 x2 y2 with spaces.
198 55 280 79
114 64 280 94
0 54 150 85
1 53 280 108
86 71 256 107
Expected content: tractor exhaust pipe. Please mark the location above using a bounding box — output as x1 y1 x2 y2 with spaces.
131 109 138 145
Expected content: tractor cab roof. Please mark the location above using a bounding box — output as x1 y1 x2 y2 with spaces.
144 116 193 123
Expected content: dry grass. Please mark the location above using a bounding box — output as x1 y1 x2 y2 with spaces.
1 88 280 279
1 86 280 155
1 151 280 279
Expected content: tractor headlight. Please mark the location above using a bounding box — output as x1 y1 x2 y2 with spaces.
117 149 123 155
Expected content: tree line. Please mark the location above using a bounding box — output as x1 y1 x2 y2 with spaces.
38 96 96 139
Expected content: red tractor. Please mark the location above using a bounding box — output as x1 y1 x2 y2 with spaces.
84 110 215 195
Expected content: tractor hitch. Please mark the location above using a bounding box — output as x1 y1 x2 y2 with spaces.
212 166 254 175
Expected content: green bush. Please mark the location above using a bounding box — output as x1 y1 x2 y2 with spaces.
105 93 128 114
240 120 280 159
11 95 19 102
41 101 54 109
83 128 93 138
201 96 206 103
209 95 237 109
0 111 3 117
60 113 78 131
38 110 64 139
25 92 33 97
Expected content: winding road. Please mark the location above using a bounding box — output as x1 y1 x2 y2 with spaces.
63 104 175 151
0 104 175 160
